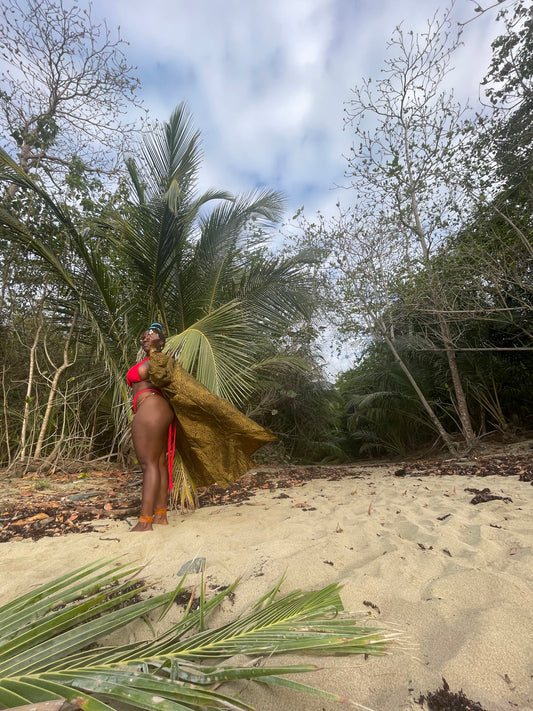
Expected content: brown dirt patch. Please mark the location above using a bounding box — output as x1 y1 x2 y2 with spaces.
1 441 531 543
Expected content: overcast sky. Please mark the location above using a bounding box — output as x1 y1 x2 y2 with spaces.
91 0 502 220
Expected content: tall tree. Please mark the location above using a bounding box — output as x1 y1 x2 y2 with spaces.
294 205 459 453
462 0 533 259
481 0 532 190
0 0 143 192
450 0 533 352
339 7 477 448
0 0 145 469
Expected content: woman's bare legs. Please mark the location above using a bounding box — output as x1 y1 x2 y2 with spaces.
153 451 169 525
131 395 174 531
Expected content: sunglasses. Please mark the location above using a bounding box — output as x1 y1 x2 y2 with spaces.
139 329 160 342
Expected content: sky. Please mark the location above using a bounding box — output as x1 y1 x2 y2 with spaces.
83 0 504 376
91 0 503 221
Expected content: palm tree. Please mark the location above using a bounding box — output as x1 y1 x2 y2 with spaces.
0 104 316 468
106 104 314 401
0 560 391 711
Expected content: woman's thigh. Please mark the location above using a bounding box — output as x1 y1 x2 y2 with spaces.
132 396 174 459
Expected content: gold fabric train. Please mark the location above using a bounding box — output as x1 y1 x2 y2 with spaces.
149 352 276 489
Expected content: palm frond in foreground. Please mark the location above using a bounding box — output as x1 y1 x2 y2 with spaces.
0 560 392 710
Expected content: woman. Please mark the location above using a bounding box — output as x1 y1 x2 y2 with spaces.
127 323 175 531
127 323 277 532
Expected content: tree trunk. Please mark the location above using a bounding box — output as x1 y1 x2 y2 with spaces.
18 321 42 460
0 260 9 316
1 364 12 466
34 317 77 459
405 137 476 450
438 316 476 447
381 329 457 454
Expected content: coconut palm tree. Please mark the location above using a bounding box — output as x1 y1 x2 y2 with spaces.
105 104 314 401
0 560 390 711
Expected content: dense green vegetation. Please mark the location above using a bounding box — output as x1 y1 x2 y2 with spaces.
0 0 531 473
0 105 323 472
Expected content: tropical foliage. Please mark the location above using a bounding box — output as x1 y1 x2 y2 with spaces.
286 1 533 457
0 559 390 711
336 344 444 458
0 104 319 470
1 1 532 471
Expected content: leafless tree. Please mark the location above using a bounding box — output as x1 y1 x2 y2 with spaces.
0 0 144 192
342 7 478 447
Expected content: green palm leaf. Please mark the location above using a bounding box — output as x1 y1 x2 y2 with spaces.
0 561 392 711
234 252 316 334
0 148 75 229
140 104 203 200
165 302 255 400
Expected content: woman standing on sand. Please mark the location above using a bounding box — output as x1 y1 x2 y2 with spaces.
126 323 175 532
127 323 277 532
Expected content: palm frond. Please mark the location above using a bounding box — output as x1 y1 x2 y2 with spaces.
235 253 316 334
125 157 146 205
0 560 392 711
0 148 74 229
0 209 75 293
139 104 202 202
134 583 387 660
0 158 130 428
196 188 285 246
170 460 197 511
165 302 256 401
186 189 286 317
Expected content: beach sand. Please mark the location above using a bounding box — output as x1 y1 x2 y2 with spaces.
1 461 532 710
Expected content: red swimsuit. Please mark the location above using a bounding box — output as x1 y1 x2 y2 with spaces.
127 357 176 491
126 357 149 387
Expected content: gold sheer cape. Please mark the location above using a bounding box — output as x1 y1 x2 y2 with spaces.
149 352 276 488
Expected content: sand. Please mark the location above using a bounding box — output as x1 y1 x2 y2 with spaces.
1 464 532 710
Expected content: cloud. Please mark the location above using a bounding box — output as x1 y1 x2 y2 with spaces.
96 0 502 216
